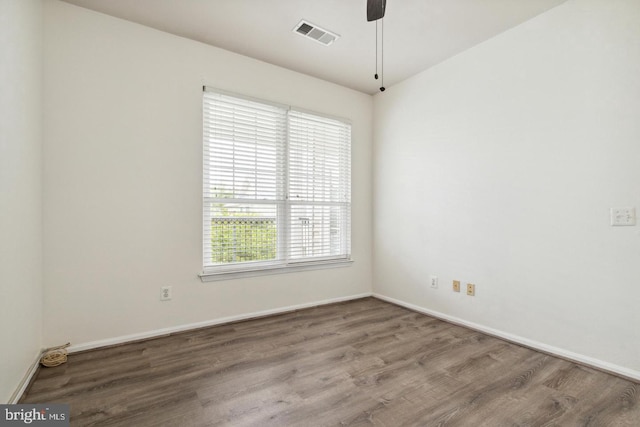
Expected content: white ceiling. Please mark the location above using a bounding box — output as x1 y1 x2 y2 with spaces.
60 0 568 95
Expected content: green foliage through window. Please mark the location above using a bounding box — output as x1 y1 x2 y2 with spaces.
210 216 277 263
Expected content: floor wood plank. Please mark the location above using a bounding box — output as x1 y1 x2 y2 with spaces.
20 298 640 426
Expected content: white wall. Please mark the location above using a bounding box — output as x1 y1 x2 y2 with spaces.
43 1 372 347
0 0 43 402
373 0 640 377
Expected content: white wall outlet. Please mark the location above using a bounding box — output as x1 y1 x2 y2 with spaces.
160 286 172 301
610 207 636 226
430 276 438 289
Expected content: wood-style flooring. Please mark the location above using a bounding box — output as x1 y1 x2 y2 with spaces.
21 298 639 426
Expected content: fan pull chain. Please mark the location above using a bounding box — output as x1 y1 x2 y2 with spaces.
375 21 379 80
380 18 385 91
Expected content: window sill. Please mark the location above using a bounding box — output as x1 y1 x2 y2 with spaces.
199 258 353 282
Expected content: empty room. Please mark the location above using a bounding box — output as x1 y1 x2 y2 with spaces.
1 0 639 425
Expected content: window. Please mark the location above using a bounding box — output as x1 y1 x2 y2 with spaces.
201 88 351 280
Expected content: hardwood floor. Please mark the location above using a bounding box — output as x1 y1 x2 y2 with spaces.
21 298 639 426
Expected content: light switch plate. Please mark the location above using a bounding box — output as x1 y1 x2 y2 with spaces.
610 207 636 226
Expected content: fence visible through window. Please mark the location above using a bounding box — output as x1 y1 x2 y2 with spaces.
210 216 277 263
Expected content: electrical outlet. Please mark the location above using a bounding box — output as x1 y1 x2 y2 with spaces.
160 286 172 301
430 276 438 289
453 280 460 292
466 283 475 296
610 207 636 226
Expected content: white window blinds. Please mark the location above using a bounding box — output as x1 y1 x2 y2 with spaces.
202 88 351 277
288 110 351 261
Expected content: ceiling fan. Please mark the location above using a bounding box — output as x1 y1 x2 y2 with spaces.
367 0 386 22
367 0 387 91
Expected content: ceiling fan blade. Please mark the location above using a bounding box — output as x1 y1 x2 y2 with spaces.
367 0 386 22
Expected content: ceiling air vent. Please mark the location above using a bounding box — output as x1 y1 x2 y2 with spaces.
293 20 340 46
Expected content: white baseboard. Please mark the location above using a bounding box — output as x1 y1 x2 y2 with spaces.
69 292 373 353
373 293 640 383
9 349 42 404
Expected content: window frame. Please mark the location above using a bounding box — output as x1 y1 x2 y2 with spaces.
200 87 353 282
